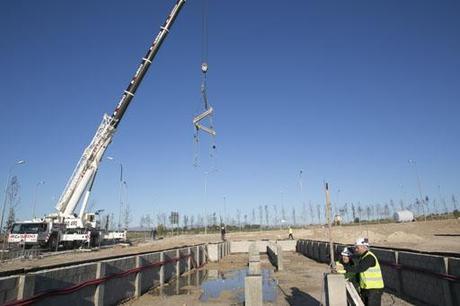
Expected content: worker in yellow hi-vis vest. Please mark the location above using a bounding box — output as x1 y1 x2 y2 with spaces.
288 226 294 240
344 238 384 306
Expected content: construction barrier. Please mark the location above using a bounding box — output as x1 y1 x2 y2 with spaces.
296 239 460 306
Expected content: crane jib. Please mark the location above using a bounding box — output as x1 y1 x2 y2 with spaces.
55 0 185 216
111 0 186 128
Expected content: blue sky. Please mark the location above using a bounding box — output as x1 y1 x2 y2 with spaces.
1 0 459 225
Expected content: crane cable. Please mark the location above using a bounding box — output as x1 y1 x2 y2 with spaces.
193 0 216 167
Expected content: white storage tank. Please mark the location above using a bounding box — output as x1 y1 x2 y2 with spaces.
393 210 415 222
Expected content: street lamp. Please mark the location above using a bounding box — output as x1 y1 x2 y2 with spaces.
408 159 426 221
106 156 124 230
32 180 45 219
1 160 26 233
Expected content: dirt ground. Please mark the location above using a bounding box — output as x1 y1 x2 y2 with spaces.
124 253 412 306
1 219 458 274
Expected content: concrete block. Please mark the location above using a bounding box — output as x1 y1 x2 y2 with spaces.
249 253 260 262
324 273 346 306
276 245 284 271
245 275 262 306
249 261 261 276
0 275 21 304
207 243 220 262
276 239 297 251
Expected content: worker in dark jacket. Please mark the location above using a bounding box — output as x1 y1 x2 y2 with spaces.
335 247 360 292
344 238 384 306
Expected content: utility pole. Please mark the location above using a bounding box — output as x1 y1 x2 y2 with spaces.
325 182 335 270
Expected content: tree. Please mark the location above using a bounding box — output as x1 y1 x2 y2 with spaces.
316 204 321 224
452 195 458 212
273 205 278 227
351 203 356 221
251 208 256 224
383 204 390 219
123 203 132 229
5 176 20 231
264 205 269 227
183 215 189 230
292 207 296 226
144 214 153 228
258 205 263 227
309 201 314 224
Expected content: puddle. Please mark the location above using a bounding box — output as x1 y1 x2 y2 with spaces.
150 268 277 303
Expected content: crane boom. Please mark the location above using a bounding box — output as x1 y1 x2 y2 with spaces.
55 0 186 216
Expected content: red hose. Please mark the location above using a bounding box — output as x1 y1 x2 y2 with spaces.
5 253 199 306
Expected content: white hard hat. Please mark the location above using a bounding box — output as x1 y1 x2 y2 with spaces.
341 247 352 256
355 237 369 246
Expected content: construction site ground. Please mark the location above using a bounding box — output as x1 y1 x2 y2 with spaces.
1 218 459 274
123 253 411 306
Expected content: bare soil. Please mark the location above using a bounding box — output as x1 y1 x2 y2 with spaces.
1 219 458 274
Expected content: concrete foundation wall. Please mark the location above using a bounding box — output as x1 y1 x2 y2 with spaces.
0 242 230 306
231 240 297 254
0 275 20 304
448 258 460 306
163 250 177 283
297 239 458 306
139 252 161 294
33 262 98 306
103 256 136 305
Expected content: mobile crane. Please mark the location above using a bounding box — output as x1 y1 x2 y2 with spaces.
8 0 186 250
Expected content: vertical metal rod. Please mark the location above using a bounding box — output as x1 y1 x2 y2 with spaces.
325 182 335 270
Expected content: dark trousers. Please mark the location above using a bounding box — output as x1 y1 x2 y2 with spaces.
361 289 383 306
288 234 293 240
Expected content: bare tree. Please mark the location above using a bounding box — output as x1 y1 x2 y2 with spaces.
273 205 278 227
264 205 269 227
292 207 296 226
123 203 132 229
316 204 321 224
190 215 195 228
302 202 307 226
309 201 314 224
258 205 263 227
251 208 256 224
183 215 189 230
452 195 458 212
5 176 20 231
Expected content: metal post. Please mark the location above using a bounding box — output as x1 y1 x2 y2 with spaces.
325 182 335 270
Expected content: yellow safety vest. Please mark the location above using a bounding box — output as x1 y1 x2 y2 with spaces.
359 251 384 289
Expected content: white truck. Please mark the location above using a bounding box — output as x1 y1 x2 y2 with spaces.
8 0 186 250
